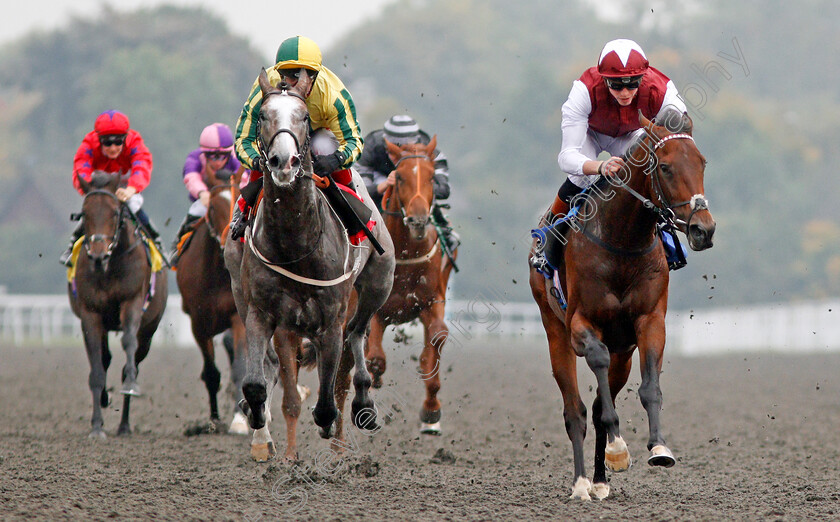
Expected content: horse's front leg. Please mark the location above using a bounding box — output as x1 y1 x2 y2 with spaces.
119 297 144 397
240 309 274 431
249 339 280 462
418 303 447 435
572 317 630 487
312 325 342 439
636 312 676 467
80 311 107 439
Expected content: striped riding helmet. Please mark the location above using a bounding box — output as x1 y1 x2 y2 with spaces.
275 36 322 73
383 115 421 145
597 39 649 78
199 123 234 153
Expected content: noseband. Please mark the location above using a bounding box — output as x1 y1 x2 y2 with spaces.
256 88 311 180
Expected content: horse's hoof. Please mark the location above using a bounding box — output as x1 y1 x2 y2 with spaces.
283 449 299 462
420 422 442 436
648 444 676 468
367 358 385 388
591 482 610 500
570 477 592 500
420 408 442 425
117 424 131 436
88 429 107 440
352 405 380 433
371 374 383 389
605 436 632 472
100 390 111 408
318 423 335 440
120 384 142 397
229 411 249 435
296 384 311 402
251 441 276 462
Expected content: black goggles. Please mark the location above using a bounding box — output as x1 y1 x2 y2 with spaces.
605 76 643 90
100 134 126 147
278 68 302 79
205 152 230 161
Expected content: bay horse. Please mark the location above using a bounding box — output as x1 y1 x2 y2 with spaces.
224 68 395 459
363 137 458 435
68 172 168 438
529 111 715 500
175 170 250 434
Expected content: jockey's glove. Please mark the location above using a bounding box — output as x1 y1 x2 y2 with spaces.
313 151 345 176
252 156 267 173
229 207 247 240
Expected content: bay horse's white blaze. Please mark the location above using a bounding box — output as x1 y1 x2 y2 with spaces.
571 476 593 500
229 411 249 435
604 435 631 472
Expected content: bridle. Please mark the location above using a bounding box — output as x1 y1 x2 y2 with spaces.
382 153 435 228
616 132 709 230
256 88 311 181
75 189 135 260
204 183 234 247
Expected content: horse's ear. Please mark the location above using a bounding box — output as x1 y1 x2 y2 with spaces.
682 112 694 135
106 172 121 193
258 68 272 96
638 110 653 131
78 174 91 194
385 138 402 160
427 135 438 157
294 68 315 98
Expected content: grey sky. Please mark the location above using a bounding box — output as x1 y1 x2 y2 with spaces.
2 0 397 61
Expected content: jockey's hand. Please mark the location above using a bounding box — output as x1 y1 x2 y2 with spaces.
252 156 267 174
199 191 210 208
377 171 397 194
116 186 137 202
599 156 626 177
313 151 345 176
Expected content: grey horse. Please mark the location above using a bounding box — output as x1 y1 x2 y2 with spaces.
224 68 395 459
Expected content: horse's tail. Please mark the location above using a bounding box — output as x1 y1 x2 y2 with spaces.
297 339 318 370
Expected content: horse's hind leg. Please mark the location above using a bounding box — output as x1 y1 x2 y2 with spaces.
196 333 222 422
82 313 107 439
228 319 249 435
118 320 155 436
418 303 447 435
100 334 112 408
365 315 387 389
332 335 356 451
636 313 675 467
274 331 302 460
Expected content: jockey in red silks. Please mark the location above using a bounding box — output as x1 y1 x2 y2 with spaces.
531 39 688 272
60 110 157 266
169 123 245 266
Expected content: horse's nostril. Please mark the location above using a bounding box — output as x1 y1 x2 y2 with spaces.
268 156 280 169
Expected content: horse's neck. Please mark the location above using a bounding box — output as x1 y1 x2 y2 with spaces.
590 168 657 248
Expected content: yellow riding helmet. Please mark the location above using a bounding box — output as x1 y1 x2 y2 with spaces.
275 36 322 72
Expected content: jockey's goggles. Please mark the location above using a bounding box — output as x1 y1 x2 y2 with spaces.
278 68 302 79
205 151 230 161
100 134 126 147
605 76 643 90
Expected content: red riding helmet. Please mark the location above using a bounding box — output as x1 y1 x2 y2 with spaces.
597 39 649 78
94 110 130 135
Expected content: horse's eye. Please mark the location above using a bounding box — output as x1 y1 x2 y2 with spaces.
660 163 672 176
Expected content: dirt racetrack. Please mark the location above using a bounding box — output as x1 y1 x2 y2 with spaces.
2 337 839 521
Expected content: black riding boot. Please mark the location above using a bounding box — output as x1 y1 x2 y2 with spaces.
59 221 85 267
169 214 201 267
432 204 460 252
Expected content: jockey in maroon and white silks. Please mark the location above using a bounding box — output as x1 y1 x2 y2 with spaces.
558 39 687 191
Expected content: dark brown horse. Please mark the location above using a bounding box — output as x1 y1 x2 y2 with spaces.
175 171 249 434
529 112 715 500
363 137 458 435
224 69 395 460
68 172 168 438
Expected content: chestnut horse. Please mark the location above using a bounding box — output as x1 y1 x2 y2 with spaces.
364 137 458 435
224 69 395 460
175 171 250 434
68 172 168 438
529 112 715 500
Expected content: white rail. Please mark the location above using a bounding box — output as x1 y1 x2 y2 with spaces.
2 294 840 355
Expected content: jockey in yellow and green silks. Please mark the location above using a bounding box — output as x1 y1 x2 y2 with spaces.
230 35 364 239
